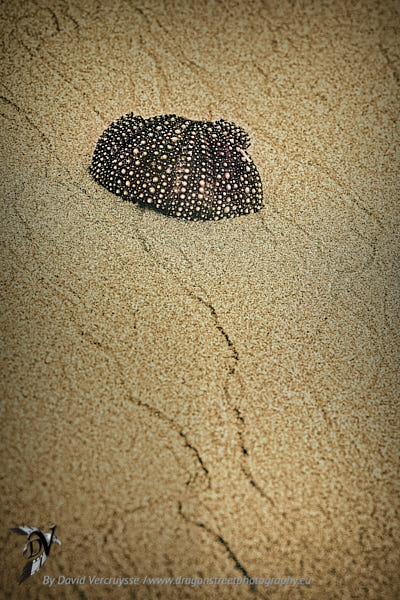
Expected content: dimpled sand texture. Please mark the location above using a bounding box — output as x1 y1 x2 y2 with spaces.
1 0 399 599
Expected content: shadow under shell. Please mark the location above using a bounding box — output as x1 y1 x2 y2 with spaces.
89 114 264 221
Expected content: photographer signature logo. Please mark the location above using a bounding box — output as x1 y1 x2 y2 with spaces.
9 525 61 584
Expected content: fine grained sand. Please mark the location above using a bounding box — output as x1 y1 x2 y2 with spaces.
1 0 399 598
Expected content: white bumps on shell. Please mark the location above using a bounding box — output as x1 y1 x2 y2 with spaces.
89 114 264 221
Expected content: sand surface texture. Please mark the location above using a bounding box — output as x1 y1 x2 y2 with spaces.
1 1 399 598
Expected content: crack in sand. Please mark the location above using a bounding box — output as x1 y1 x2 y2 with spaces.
233 409 276 508
134 399 210 487
131 223 279 508
16 35 105 121
378 43 400 85
0 86 72 179
178 502 267 598
135 8 170 112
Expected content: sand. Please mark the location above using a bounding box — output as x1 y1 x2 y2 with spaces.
1 0 399 598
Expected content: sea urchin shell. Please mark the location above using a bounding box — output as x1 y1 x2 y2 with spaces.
89 114 263 221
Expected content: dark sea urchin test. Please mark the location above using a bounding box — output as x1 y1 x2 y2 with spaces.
89 114 263 221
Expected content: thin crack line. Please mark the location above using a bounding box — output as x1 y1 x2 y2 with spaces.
0 87 72 179
131 221 276 506
134 399 210 485
178 502 267 598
